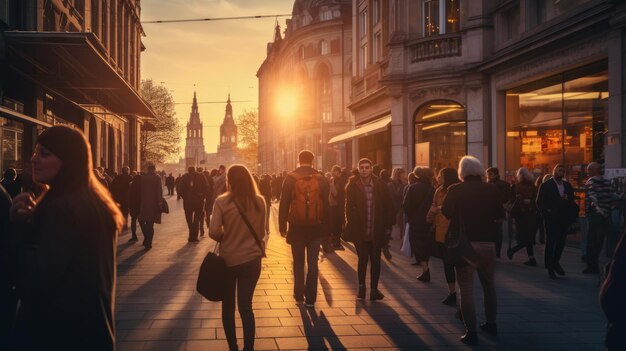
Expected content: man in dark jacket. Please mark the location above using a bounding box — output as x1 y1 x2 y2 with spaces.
279 150 330 308
127 173 142 242
110 166 132 229
486 167 510 258
179 167 209 242
165 173 176 196
344 158 394 301
536 164 579 279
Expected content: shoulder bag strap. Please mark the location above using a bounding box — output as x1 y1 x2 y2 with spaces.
233 200 266 257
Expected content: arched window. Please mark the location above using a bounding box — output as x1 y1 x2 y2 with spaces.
414 100 466 171
319 40 329 55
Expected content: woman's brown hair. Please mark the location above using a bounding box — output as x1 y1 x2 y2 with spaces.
226 164 261 211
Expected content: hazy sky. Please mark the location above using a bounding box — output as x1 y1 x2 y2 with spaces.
141 0 293 158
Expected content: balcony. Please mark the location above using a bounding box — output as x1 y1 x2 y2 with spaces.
409 33 462 62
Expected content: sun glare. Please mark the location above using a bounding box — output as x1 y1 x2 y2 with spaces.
275 87 299 120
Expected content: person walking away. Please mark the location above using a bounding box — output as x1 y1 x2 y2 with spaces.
175 174 183 200
209 165 267 351
426 168 460 305
127 173 142 242
584 162 615 274
279 150 330 307
139 164 163 249
507 167 538 266
536 164 579 279
259 174 272 223
486 167 511 258
329 165 347 251
165 173 175 196
403 167 436 282
441 156 505 345
179 167 209 242
202 169 215 233
9 126 123 351
196 167 209 237
110 166 132 230
344 158 394 301
600 228 626 351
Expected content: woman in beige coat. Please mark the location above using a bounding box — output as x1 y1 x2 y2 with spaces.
427 168 460 306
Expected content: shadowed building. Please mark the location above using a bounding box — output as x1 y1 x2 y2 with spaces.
185 92 206 168
0 0 155 173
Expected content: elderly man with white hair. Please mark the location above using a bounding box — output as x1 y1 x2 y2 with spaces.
441 155 505 345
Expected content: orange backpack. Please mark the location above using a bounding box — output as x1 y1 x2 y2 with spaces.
288 172 324 226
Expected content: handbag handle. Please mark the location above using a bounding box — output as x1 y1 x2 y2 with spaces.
233 200 266 257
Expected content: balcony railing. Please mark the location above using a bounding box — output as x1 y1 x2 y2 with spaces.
410 33 462 62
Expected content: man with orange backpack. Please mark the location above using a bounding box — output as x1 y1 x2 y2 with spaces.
279 150 330 308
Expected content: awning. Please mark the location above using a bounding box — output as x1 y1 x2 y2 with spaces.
0 105 52 128
4 31 156 119
327 115 391 145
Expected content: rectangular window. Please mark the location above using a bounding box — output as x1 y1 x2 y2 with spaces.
1 118 24 172
373 0 380 24
423 0 460 37
500 4 519 42
373 31 382 62
320 9 333 21
359 44 368 76
360 9 368 39
505 61 608 189
423 0 440 36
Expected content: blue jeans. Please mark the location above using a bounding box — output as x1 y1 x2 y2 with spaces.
290 238 322 303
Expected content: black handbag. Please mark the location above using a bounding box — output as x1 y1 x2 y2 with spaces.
444 212 479 268
158 197 169 214
197 243 226 301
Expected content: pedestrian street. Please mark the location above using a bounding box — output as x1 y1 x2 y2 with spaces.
115 195 606 351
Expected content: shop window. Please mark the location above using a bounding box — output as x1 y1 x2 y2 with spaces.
505 61 608 188
423 0 460 37
414 100 466 171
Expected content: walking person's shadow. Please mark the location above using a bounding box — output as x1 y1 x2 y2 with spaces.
297 306 346 350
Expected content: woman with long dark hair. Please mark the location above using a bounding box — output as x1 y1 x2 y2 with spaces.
427 168 460 305
10 126 123 351
209 164 267 351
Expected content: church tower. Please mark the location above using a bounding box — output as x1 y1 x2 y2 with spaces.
217 94 238 162
185 92 205 167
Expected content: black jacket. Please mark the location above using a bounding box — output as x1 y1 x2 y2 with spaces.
278 166 330 244
110 173 132 207
15 189 117 350
441 176 505 242
344 175 394 246
179 171 209 204
536 178 578 225
403 180 435 229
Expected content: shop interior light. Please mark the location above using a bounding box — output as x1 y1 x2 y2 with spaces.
525 130 538 136
507 131 520 137
421 108 461 120
422 122 450 130
428 104 462 109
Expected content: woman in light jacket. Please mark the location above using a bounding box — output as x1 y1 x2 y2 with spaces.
209 164 267 351
427 168 460 306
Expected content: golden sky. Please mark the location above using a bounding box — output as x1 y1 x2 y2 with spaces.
141 0 292 158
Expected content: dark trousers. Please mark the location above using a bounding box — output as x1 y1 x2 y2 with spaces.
139 221 155 248
183 199 204 241
544 220 568 270
329 206 343 246
586 213 609 269
355 240 382 289
495 222 503 257
130 213 139 239
291 238 322 303
222 258 262 351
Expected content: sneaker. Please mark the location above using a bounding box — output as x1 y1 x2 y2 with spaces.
442 292 457 306
480 322 498 336
523 258 537 267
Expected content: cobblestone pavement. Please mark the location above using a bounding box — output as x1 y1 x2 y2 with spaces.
115 195 606 351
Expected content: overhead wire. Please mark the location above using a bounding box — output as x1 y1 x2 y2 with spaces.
143 14 291 24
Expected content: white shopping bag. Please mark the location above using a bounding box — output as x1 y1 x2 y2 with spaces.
400 224 412 257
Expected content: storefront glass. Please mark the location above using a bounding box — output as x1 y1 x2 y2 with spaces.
414 100 466 172
1 117 24 172
505 61 608 189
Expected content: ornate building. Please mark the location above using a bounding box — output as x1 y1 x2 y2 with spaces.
217 94 238 163
257 0 353 173
0 0 155 173
185 92 206 167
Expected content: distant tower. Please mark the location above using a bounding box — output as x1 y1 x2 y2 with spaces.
185 92 206 167
217 94 238 162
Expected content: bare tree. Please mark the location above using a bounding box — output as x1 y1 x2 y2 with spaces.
235 109 259 170
140 79 181 165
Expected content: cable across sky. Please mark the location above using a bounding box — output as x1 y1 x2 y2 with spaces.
143 14 291 24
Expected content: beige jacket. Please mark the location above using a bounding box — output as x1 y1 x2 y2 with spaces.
209 194 267 267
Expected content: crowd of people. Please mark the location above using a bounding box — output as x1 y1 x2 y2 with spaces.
0 126 624 350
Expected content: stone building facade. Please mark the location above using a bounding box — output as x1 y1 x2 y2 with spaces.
185 92 205 168
257 0 353 173
330 0 625 189
0 0 154 174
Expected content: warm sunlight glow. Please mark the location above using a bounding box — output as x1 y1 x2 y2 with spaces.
275 86 299 120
